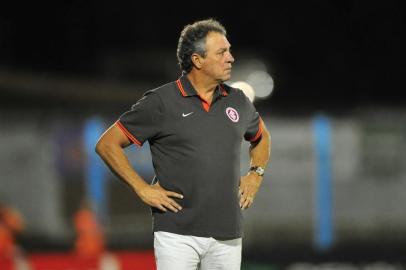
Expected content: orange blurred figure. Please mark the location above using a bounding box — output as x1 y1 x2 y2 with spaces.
0 206 24 258
74 204 105 257
0 224 14 258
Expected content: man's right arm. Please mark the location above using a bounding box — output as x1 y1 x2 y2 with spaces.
95 123 183 213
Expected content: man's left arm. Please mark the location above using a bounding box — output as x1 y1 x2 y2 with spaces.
239 120 271 209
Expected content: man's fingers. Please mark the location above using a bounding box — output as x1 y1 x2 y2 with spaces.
243 202 251 210
240 195 248 208
167 191 184 199
242 200 250 209
157 204 167 212
163 202 178 213
240 195 254 210
239 196 244 207
166 198 183 211
155 200 177 213
239 187 248 206
154 183 183 199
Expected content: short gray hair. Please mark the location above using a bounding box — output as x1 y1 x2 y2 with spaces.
176 19 227 73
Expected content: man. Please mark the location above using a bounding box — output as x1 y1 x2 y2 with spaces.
96 19 271 270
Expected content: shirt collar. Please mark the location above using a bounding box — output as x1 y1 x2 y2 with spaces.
176 74 228 98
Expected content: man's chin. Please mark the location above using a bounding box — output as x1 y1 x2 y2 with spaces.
222 74 232 82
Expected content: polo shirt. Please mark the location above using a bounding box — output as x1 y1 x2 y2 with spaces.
117 75 262 239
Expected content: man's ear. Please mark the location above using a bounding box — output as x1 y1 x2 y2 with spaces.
191 53 203 70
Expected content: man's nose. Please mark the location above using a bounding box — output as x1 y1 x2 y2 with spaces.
227 52 235 63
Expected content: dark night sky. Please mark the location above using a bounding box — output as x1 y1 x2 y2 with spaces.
1 1 406 108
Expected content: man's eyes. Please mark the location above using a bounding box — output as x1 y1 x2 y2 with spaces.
218 49 230 55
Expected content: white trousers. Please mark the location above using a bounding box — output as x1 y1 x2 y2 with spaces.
154 231 242 270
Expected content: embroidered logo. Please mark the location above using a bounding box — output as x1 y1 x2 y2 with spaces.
182 112 194 117
226 107 239 123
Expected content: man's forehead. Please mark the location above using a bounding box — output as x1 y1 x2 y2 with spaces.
205 31 231 50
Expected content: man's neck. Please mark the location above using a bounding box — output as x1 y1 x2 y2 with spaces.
186 72 219 101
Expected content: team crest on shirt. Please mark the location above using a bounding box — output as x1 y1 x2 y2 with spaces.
226 107 239 123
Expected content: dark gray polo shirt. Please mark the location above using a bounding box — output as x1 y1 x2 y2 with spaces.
117 75 262 239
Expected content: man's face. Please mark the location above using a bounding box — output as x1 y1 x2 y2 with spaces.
200 31 234 82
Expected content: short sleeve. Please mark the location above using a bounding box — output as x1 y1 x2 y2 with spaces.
116 91 163 146
243 97 263 143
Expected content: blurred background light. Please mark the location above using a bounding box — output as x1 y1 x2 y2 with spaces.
230 58 274 101
231 81 255 102
246 70 274 99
